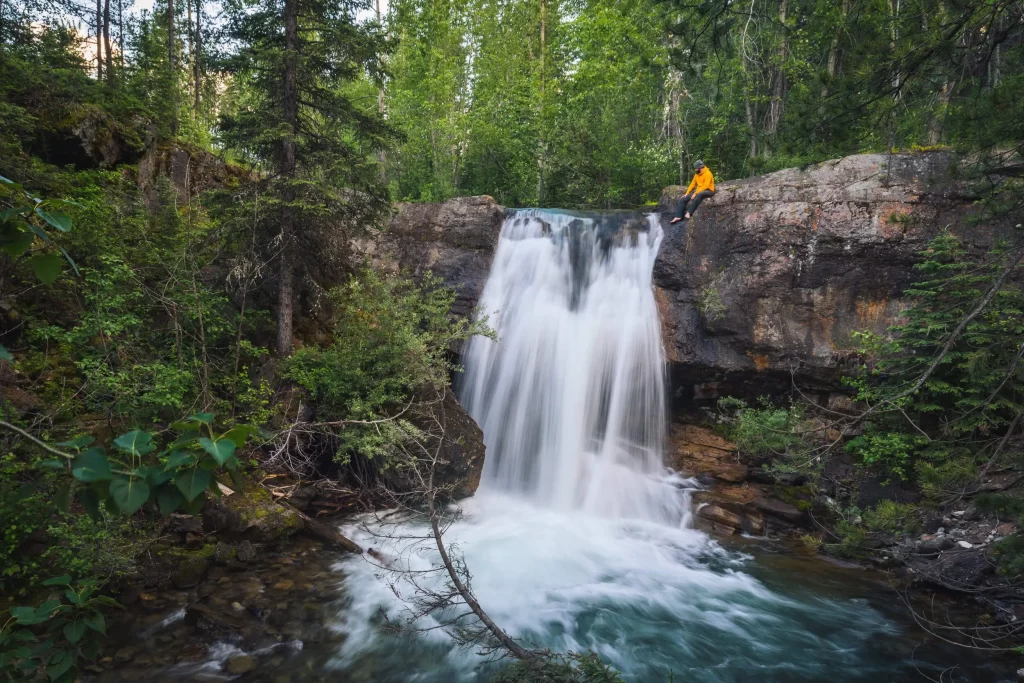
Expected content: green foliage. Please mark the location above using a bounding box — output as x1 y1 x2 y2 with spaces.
847 231 1024 488
286 270 489 465
0 177 79 283
0 577 116 682
493 652 625 683
992 535 1024 578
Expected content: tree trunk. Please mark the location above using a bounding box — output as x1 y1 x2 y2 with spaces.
927 78 953 145
169 0 178 134
103 0 113 83
194 0 201 109
96 0 103 80
277 0 299 356
888 0 901 103
820 0 851 104
740 0 758 162
118 0 124 70
764 0 788 156
375 0 386 178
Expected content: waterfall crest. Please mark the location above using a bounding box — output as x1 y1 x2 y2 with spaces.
458 209 687 523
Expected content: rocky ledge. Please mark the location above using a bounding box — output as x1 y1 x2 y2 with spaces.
653 151 1016 400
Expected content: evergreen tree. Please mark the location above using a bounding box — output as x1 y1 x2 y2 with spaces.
220 0 394 354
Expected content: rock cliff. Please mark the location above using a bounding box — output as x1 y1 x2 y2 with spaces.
355 196 505 320
653 151 1013 400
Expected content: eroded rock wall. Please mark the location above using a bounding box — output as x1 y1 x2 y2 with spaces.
654 152 1012 400
354 196 505 321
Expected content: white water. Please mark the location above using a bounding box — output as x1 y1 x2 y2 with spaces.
330 210 915 682
458 210 688 523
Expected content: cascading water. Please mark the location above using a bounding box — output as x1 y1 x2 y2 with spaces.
326 210 992 682
458 209 688 522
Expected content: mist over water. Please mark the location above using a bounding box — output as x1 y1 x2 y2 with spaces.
329 210 995 682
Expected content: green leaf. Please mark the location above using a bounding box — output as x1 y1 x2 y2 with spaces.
199 437 236 466
108 477 150 516
157 487 183 514
53 482 72 513
10 607 46 625
163 450 195 472
42 576 71 587
221 425 258 447
82 612 105 634
28 252 62 285
0 344 11 362
71 448 111 483
174 469 211 502
34 207 72 232
35 600 61 617
77 488 101 520
182 492 207 515
187 412 214 425
46 652 75 680
56 436 94 450
40 459 65 469
63 590 81 606
113 430 156 456
0 227 33 258
62 622 85 645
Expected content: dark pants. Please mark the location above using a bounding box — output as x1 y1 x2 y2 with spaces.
674 190 715 219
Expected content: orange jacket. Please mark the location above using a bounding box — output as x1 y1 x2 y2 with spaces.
685 168 715 195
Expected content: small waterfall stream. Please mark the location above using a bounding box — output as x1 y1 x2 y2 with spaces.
326 209 1000 682
458 209 689 522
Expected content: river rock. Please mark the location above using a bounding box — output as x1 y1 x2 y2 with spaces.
237 540 257 563
752 497 804 523
225 655 257 675
698 504 744 530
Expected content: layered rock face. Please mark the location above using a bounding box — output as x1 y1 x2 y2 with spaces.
654 152 1012 400
356 196 505 320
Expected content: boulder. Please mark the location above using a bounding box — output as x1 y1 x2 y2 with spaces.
137 142 248 209
668 424 747 483
202 487 303 545
653 151 1016 396
353 196 504 321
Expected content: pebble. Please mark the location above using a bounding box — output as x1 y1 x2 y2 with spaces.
937 527 946 534
952 510 965 517
225 655 257 675
957 540 974 549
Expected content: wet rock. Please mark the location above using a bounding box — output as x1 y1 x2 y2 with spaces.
172 554 211 588
698 504 744 530
202 488 303 545
917 534 955 554
957 540 974 549
225 655 257 675
855 477 921 508
237 540 257 563
753 497 804 523
215 542 236 565
909 548 995 591
669 424 747 483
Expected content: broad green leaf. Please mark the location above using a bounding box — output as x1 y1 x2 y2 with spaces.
46 652 75 680
28 253 62 285
63 590 82 606
175 469 211 502
199 437 236 465
62 622 85 645
71 449 111 483
41 576 71 587
163 450 195 471
113 430 156 456
34 207 72 232
108 477 149 515
83 612 105 634
10 607 46 625
0 344 11 361
0 206 31 220
221 425 258 447
187 412 214 425
53 482 72 513
0 228 33 258
157 487 183 514
56 245 79 276
35 600 61 617
145 466 174 488
40 459 65 469
182 491 207 515
56 436 94 450
77 488 101 520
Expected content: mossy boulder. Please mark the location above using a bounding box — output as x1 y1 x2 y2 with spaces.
202 485 304 545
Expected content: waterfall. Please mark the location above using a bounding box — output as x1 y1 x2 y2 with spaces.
458 209 688 524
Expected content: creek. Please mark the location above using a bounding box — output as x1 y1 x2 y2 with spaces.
95 210 1012 682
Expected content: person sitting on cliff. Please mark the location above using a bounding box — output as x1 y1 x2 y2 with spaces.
670 160 715 223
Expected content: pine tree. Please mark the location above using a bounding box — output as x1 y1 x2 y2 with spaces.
220 0 394 355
